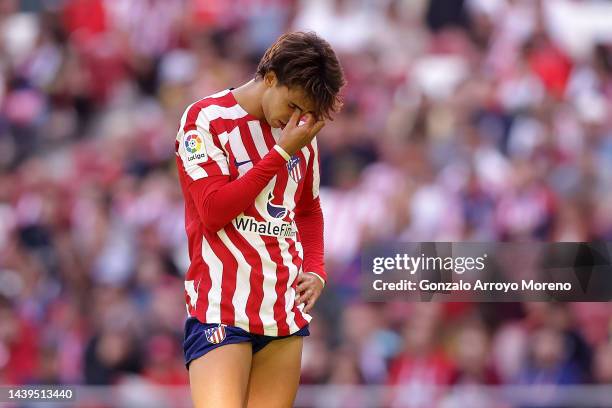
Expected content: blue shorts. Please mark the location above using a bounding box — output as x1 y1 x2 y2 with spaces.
183 317 310 369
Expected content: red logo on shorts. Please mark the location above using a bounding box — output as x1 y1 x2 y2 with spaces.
205 324 227 344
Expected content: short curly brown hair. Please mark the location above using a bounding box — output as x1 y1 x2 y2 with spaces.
256 31 346 120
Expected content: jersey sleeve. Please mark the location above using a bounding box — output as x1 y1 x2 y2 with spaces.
294 137 326 282
176 103 229 183
188 146 289 233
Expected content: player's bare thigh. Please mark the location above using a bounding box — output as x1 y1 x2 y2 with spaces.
246 336 304 408
189 342 253 408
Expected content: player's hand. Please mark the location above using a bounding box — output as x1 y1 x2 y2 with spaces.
294 272 324 314
278 108 325 156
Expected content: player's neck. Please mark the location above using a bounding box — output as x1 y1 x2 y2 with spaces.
232 79 265 120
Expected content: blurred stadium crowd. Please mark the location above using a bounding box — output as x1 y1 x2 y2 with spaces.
1 0 612 406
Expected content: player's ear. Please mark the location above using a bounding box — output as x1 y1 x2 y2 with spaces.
264 71 277 88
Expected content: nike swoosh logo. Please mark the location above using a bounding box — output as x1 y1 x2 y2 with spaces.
234 159 251 167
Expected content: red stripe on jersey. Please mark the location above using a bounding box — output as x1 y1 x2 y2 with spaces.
223 138 239 181
183 99 209 133
236 121 268 221
197 161 225 177
224 226 265 333
206 91 241 108
207 234 238 326
260 121 277 150
209 129 227 154
206 117 234 152
238 122 263 165
209 117 240 140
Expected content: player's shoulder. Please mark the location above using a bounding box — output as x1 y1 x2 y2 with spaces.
182 89 246 123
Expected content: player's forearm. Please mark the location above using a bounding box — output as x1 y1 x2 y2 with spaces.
295 197 326 281
188 147 288 232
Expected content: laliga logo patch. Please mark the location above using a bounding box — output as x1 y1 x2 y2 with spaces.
185 134 202 153
205 324 227 344
184 133 207 162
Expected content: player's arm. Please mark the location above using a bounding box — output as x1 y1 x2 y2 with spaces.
187 149 286 232
294 138 326 313
294 139 326 284
181 108 323 233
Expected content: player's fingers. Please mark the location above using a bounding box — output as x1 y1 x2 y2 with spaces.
303 293 318 313
296 288 313 306
308 120 325 137
296 280 309 293
301 113 316 127
287 107 302 128
295 287 307 304
298 113 315 130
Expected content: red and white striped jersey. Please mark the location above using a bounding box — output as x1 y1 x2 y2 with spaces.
175 89 320 336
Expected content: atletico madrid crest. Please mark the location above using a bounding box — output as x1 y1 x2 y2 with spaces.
287 156 302 183
205 324 227 344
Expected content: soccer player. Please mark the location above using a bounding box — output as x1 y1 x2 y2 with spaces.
175 32 345 407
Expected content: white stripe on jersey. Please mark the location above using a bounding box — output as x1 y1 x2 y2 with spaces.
203 103 249 121
311 138 320 198
296 240 304 262
202 237 223 323
216 127 235 158
248 121 270 158
228 126 254 175
253 176 277 220
271 127 283 143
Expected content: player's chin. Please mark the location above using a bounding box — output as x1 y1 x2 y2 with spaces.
271 119 286 129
